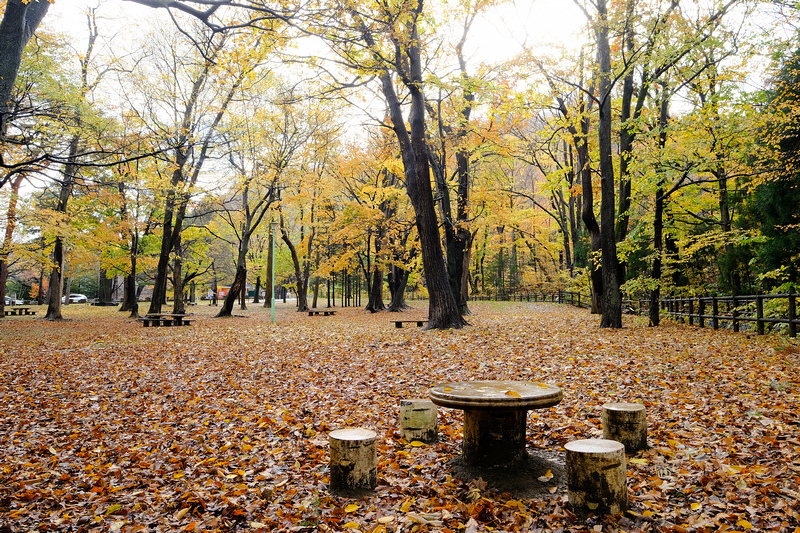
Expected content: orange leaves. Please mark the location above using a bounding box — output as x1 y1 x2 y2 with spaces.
0 302 799 531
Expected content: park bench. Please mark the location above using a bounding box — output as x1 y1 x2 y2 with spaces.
308 309 336 316
393 319 428 328
4 307 35 317
137 313 194 327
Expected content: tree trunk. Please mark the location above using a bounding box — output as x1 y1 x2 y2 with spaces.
379 76 463 327
264 232 274 309
0 174 25 318
172 246 185 315
596 0 622 328
253 275 261 304
359 5 464 329
99 270 113 304
45 134 80 320
217 265 247 317
387 266 410 312
650 90 670 327
0 0 50 138
44 243 64 320
365 267 385 312
281 224 310 312
122 270 139 318
239 268 247 310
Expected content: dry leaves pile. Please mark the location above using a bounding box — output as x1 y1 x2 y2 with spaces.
1 301 798 532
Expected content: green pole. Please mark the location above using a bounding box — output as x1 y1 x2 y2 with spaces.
270 220 278 324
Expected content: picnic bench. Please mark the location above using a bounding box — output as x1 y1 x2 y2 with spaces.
137 313 195 327
308 309 336 316
393 319 428 328
4 307 35 317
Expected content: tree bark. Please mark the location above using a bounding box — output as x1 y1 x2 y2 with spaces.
253 275 261 304
596 0 622 328
365 266 385 312
387 265 410 311
280 220 311 312
650 91 669 327
0 0 50 139
45 134 80 321
0 174 24 318
366 5 465 329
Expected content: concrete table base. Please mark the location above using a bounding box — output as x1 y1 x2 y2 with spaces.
463 409 527 467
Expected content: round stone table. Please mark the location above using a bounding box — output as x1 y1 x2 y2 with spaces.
430 380 563 468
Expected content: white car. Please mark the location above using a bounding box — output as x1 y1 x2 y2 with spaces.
63 293 89 303
4 296 23 306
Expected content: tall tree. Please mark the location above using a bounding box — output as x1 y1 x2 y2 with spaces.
0 0 50 143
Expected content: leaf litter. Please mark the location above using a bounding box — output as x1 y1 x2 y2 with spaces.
0 302 798 532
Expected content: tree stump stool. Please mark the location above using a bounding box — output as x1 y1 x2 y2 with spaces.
399 399 438 443
602 402 647 453
329 428 377 495
565 439 627 515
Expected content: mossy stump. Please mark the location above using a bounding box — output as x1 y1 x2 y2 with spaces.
602 402 648 453
399 399 438 443
329 428 377 496
565 439 627 516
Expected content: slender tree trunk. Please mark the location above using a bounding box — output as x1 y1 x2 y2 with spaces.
217 266 247 317
388 266 410 312
172 241 185 315
253 275 261 304
99 270 113 305
366 267 385 312
264 232 274 309
45 134 80 320
0 174 24 317
650 89 670 327
280 223 310 312
211 260 218 306
596 0 622 328
123 270 139 318
239 271 247 310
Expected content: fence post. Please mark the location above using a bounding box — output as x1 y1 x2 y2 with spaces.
698 298 705 328
712 297 719 329
732 295 739 332
577 292 581 308
789 290 796 338
756 295 764 335
688 299 694 326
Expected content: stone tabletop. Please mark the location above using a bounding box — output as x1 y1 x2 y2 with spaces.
430 380 563 410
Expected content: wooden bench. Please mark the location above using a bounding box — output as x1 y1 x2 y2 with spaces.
137 314 194 327
393 320 428 328
4 307 35 317
308 309 336 316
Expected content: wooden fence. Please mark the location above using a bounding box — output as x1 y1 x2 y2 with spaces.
472 290 591 308
660 293 798 338
471 290 799 338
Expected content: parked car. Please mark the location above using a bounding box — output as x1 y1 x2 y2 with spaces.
62 293 89 303
4 296 23 305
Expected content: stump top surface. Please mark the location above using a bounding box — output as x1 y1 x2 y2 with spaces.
603 402 645 412
329 428 377 441
430 380 563 410
400 398 435 406
565 438 625 454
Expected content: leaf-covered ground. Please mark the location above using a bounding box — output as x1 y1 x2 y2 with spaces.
1 301 798 532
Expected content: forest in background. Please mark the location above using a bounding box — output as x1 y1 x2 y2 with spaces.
1 0 799 328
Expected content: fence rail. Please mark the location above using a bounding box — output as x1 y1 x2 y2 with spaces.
471 290 798 338
472 290 591 307
661 293 798 338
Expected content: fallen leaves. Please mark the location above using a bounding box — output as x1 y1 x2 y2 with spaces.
0 302 799 532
